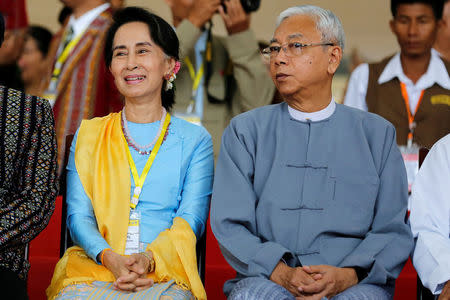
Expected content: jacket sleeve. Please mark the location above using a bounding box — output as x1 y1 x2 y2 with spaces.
224 30 275 113
0 97 58 249
175 129 214 238
211 120 294 279
339 124 413 285
175 20 203 60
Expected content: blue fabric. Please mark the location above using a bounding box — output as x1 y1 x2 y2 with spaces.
55 280 194 299
228 277 294 300
211 102 413 295
66 116 214 262
228 277 393 300
193 30 208 119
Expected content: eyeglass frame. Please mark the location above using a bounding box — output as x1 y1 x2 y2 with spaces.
261 41 335 61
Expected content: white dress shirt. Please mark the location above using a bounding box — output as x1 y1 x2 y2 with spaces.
56 3 110 57
344 49 450 112
288 98 336 122
68 3 110 37
410 133 450 295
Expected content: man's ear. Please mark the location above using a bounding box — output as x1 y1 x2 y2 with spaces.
327 45 342 75
166 57 176 75
389 19 396 35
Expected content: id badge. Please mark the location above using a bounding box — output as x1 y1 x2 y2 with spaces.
174 112 202 126
399 144 419 195
124 209 141 255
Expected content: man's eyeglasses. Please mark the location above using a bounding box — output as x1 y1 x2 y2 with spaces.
261 41 335 62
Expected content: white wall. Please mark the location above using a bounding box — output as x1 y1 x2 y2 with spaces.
27 0 398 62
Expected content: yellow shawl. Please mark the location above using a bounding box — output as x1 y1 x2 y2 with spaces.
47 112 206 299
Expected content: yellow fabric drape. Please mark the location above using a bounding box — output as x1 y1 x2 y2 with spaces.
47 112 206 300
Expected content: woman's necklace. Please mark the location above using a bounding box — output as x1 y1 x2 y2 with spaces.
121 106 170 155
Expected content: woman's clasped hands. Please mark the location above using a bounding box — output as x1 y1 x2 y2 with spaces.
102 249 155 292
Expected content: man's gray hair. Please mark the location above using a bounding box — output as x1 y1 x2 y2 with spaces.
276 5 345 51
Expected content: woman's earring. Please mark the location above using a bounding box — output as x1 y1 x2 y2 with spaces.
164 61 181 91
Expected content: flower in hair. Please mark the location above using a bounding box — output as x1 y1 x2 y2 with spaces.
173 61 181 75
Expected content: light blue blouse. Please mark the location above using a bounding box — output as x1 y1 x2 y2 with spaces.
66 116 214 262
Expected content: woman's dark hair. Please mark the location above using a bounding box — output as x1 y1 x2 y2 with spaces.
26 25 53 57
391 0 444 20
104 6 180 111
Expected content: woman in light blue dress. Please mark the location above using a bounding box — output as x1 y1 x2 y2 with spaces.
47 7 213 300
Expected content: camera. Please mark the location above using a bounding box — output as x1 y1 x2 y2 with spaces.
222 0 261 13
240 0 260 13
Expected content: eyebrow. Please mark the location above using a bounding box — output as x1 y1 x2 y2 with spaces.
112 41 152 51
270 33 304 43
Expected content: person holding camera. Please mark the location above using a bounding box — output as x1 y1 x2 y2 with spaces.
165 0 275 156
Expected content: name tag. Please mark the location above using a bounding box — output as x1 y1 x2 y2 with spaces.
431 95 450 106
399 145 419 210
124 210 141 255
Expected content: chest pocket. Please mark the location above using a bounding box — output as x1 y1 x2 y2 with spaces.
330 175 379 234
267 162 334 210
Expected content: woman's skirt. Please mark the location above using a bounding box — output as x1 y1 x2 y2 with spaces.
55 279 194 299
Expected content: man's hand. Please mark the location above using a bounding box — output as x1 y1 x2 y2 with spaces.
439 280 450 300
218 0 251 35
296 265 358 299
270 261 322 297
187 0 221 29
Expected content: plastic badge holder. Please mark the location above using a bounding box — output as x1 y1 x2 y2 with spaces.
124 209 141 255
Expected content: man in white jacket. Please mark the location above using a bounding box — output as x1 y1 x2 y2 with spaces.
410 133 450 298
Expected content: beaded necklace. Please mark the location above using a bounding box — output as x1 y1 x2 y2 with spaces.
121 107 170 155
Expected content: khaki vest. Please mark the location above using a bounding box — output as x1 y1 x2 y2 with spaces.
366 56 450 149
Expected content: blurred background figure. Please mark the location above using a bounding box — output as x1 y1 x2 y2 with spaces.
44 0 121 176
434 0 450 61
109 0 125 11
165 0 275 157
18 25 52 96
345 0 450 150
0 0 28 90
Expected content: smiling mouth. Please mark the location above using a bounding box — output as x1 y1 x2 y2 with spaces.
124 75 146 83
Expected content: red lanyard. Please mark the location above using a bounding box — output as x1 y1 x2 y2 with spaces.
400 82 424 145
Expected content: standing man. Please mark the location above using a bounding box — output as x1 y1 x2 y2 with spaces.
435 0 450 61
211 5 412 300
165 0 275 155
44 0 121 175
345 0 450 150
0 13 58 299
